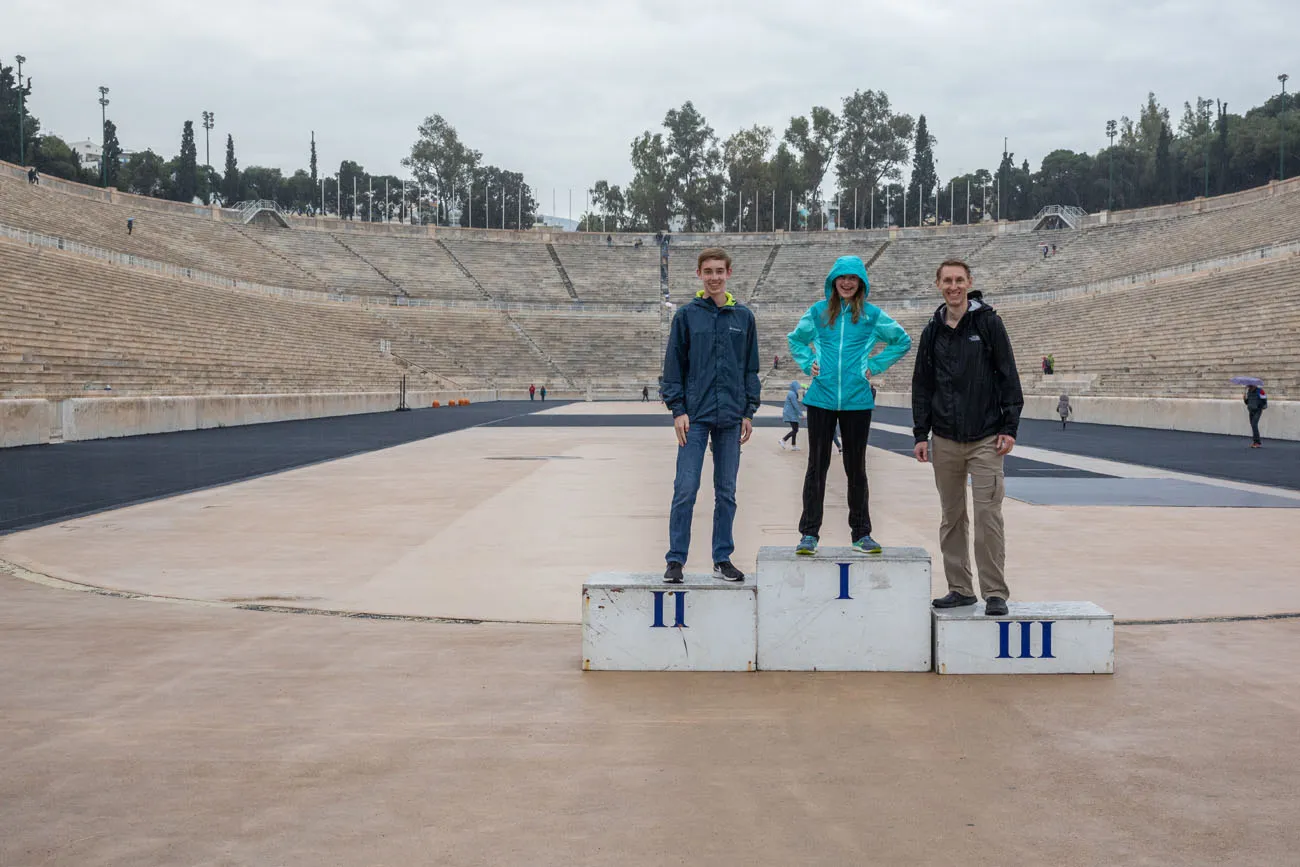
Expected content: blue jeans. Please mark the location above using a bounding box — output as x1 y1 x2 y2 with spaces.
667 421 741 565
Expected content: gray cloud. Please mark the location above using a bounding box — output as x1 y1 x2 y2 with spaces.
10 0 1297 212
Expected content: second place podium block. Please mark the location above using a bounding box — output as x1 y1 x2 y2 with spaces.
756 546 933 671
582 573 757 671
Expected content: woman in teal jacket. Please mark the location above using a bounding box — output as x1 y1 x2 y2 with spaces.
786 255 912 555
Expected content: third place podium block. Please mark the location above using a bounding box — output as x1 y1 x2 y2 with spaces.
933 601 1114 674
756 546 932 671
582 573 757 672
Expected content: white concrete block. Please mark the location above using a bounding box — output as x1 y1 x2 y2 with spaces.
933 602 1114 675
756 546 932 671
582 573 757 672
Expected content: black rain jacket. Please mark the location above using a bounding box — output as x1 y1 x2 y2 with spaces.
912 298 1024 444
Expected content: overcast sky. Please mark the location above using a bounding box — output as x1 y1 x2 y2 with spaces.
11 0 1297 213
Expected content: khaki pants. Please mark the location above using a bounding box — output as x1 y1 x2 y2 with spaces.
930 435 1009 600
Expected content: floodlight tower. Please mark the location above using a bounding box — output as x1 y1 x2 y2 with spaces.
1280 74 1290 181
15 55 26 166
1105 119 1117 211
201 111 214 172
98 86 111 186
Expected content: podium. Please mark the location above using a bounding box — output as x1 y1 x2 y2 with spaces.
756 546 932 671
933 602 1114 674
582 573 757 671
580 555 1115 675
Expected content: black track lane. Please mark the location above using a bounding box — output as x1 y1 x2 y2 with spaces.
0 401 565 536
4 397 1294 537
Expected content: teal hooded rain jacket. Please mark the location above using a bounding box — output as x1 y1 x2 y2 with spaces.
786 256 912 411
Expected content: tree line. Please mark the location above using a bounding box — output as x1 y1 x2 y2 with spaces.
583 89 1299 231
2 54 1295 229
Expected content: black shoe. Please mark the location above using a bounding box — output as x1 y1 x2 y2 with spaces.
664 562 684 584
713 561 745 582
932 591 978 609
984 597 1008 616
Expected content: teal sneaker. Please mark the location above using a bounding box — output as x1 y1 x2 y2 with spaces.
795 535 818 556
852 535 883 554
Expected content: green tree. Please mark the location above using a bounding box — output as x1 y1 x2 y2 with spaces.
172 120 198 203
102 119 123 189
336 160 367 219
585 180 627 231
664 101 723 231
722 125 773 231
835 90 912 227
1153 122 1174 204
33 134 84 181
309 132 318 185
459 165 536 229
281 169 315 213
221 134 240 204
0 59 40 166
626 131 672 230
906 114 937 225
785 106 840 228
402 114 481 217
240 166 284 203
118 149 167 197
1034 150 1095 209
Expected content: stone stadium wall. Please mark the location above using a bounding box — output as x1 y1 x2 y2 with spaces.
1 390 498 446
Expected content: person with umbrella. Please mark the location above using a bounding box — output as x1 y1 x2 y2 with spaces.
1233 377 1268 448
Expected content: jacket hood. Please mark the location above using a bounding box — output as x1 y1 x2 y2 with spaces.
823 256 871 302
931 296 993 327
787 381 801 394
694 289 737 307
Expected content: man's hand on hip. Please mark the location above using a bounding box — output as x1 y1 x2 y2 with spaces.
740 418 753 444
674 414 690 447
995 434 1016 456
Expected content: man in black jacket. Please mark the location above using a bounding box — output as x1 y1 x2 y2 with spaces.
912 259 1024 617
660 247 761 584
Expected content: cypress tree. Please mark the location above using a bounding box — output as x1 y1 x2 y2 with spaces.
174 120 198 203
221 134 240 204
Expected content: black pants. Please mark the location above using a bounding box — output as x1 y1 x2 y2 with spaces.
1249 408 1262 444
782 422 799 445
799 406 872 539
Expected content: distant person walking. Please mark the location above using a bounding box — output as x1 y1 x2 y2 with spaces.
1057 394 1072 429
528 383 536 401
540 385 547 401
779 381 803 451
27 167 39 185
913 259 1024 618
126 217 134 235
642 385 650 402
1245 385 1267 448
787 255 912 556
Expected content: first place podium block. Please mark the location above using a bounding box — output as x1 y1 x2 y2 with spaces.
582 573 757 671
756 546 932 671
933 602 1114 674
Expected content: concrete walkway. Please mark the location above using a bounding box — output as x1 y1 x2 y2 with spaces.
3 401 1299 864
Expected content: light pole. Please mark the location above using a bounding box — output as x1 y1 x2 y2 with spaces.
97 86 110 186
1106 119 1117 211
15 55 25 166
201 111 214 201
1280 74 1290 181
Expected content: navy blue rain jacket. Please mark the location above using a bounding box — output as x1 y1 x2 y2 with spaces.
660 291 762 426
